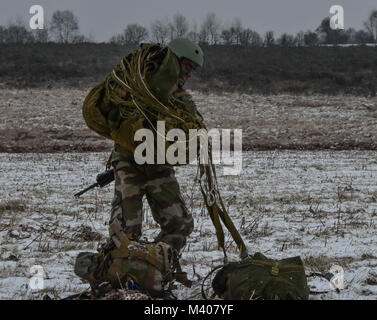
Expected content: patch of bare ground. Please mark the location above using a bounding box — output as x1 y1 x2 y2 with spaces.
0 88 376 152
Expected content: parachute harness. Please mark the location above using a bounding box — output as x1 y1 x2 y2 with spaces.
106 45 248 260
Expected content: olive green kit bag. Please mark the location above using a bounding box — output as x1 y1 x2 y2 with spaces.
211 252 310 300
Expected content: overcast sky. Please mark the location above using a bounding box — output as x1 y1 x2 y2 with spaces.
1 0 376 41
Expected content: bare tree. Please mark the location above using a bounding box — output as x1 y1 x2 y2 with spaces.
0 26 6 43
186 21 200 43
168 13 189 40
110 23 148 45
3 23 34 43
221 19 243 45
221 29 234 45
32 29 49 43
109 34 121 44
231 18 243 45
150 19 170 45
354 29 374 44
50 10 79 43
251 30 263 46
316 17 349 45
125 24 148 44
364 10 377 43
279 33 295 47
264 30 275 46
239 29 262 46
345 28 357 44
304 30 319 46
250 30 263 46
294 31 305 46
32 22 49 43
200 13 221 45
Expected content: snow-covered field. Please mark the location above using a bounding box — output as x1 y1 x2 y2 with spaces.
0 151 376 300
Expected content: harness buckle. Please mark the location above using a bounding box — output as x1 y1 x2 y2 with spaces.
271 266 279 276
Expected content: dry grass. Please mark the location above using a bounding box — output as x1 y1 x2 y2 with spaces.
303 255 354 273
0 200 27 215
0 148 376 299
0 89 376 152
365 272 377 286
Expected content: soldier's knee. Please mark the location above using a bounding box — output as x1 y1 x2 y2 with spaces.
179 215 194 237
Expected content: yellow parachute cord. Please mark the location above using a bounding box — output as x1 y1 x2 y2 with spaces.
198 151 248 259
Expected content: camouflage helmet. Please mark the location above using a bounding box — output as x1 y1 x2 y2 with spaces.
168 38 204 67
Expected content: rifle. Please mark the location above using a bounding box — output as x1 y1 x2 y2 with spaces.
74 169 114 197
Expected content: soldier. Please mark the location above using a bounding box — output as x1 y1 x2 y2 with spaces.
104 38 204 254
76 39 246 295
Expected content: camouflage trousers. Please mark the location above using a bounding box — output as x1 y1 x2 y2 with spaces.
108 159 194 252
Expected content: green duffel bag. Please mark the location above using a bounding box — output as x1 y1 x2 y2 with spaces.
211 252 310 300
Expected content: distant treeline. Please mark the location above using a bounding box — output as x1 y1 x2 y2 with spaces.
1 10 377 46
1 43 376 96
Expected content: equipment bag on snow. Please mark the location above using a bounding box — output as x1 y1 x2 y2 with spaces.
211 252 310 300
74 236 191 298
